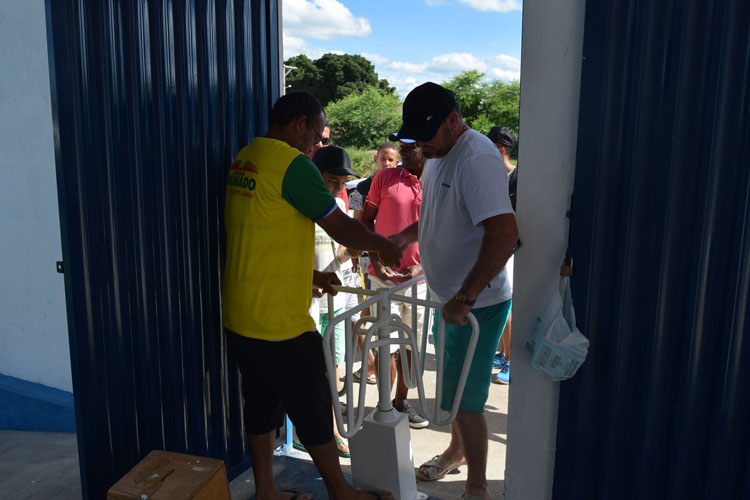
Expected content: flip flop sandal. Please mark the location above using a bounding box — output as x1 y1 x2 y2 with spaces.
353 370 377 385
292 440 308 453
335 437 351 458
415 454 462 481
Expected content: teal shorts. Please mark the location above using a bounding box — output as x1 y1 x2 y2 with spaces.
433 299 512 414
320 309 345 366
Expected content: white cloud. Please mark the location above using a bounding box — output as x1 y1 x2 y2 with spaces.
283 35 344 60
426 53 487 73
495 54 521 71
388 61 427 73
458 0 521 13
361 52 390 65
384 53 519 96
283 0 371 40
490 68 520 81
384 74 421 95
381 72 441 99
385 53 487 76
283 36 308 58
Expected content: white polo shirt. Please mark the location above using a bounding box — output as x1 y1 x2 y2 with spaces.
419 128 514 308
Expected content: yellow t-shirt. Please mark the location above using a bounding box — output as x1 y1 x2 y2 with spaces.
222 137 336 340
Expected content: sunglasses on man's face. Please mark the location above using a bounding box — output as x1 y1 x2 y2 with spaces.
318 137 330 146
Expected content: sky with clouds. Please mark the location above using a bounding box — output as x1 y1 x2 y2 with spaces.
283 0 522 98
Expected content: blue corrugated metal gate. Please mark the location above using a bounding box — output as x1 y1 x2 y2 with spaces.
44 1 280 498
555 0 750 499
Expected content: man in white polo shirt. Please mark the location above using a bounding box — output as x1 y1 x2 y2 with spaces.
390 82 518 500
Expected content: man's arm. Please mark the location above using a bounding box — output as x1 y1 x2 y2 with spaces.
389 221 419 251
443 213 518 325
313 270 341 296
360 201 378 231
317 207 402 268
360 202 397 280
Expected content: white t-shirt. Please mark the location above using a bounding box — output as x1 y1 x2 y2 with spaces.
313 197 350 314
419 128 514 308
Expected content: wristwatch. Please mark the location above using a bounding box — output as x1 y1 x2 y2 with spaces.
455 288 476 306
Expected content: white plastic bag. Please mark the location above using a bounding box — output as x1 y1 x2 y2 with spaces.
525 274 589 381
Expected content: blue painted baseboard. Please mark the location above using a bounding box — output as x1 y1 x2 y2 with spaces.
0 374 75 433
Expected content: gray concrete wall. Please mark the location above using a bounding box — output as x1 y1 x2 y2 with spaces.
505 0 587 498
0 1 72 392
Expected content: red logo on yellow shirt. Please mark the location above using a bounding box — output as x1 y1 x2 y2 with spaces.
228 160 258 198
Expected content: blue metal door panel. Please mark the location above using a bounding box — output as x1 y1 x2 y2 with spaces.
554 1 750 499
44 1 280 498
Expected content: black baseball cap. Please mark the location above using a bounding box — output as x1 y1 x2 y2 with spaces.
396 82 458 142
487 126 517 149
312 146 360 178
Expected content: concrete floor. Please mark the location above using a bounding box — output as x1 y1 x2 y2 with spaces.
0 339 509 500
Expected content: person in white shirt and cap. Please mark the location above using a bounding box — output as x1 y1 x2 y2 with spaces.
390 82 518 500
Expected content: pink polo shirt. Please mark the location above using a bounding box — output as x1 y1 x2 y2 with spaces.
365 167 421 280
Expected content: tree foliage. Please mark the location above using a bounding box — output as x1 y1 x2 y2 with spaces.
325 86 401 150
285 53 394 106
443 70 520 138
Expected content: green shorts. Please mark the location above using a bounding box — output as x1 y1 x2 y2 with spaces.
433 299 512 414
320 309 345 366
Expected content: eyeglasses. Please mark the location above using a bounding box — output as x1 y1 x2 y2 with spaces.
308 119 327 145
318 136 330 146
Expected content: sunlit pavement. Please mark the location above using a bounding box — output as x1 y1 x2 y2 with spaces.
250 334 510 500
0 336 509 500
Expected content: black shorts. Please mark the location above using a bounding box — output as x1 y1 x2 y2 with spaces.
226 329 333 447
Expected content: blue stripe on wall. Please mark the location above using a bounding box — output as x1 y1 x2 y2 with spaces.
0 374 75 433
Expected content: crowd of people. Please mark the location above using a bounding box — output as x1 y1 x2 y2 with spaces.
221 82 518 500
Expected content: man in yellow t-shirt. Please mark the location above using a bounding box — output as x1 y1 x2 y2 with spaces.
222 91 400 500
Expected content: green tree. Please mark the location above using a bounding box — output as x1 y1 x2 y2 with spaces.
325 86 401 149
284 54 321 95
443 70 486 126
285 53 394 106
484 79 520 135
443 71 520 138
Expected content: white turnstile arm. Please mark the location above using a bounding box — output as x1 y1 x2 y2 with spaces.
321 277 480 437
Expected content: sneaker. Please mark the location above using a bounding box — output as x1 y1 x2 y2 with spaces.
394 399 429 428
493 352 506 369
493 360 510 385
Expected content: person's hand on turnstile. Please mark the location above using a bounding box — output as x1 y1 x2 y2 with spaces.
312 270 341 296
443 295 474 326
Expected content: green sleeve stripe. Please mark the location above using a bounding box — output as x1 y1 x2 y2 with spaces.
282 154 336 219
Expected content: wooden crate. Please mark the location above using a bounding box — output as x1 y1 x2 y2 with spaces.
107 450 231 500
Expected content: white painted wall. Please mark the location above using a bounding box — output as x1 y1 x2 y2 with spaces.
505 0 586 498
0 1 72 392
